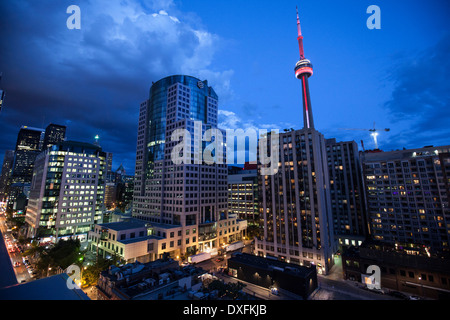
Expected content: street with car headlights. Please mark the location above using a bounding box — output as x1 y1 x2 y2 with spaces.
0 213 32 287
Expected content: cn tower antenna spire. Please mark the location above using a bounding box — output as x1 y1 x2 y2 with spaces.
294 6 314 129
296 6 305 60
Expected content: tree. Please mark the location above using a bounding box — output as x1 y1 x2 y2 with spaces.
82 255 120 287
32 238 82 276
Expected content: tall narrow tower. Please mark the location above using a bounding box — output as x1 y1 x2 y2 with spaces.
255 8 336 275
294 7 314 129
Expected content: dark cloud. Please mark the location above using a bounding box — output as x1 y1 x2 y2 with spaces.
0 0 232 174
381 33 450 150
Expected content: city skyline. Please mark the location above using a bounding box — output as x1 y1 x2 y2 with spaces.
1 1 450 304
0 0 449 175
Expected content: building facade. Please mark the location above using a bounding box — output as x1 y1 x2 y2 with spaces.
11 126 44 184
256 129 336 274
130 75 245 257
254 10 335 274
26 141 106 242
361 145 450 254
0 150 14 202
7 126 44 211
342 241 450 299
326 138 368 250
43 123 66 150
227 164 259 226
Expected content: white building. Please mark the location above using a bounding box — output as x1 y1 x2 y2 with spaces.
26 141 106 243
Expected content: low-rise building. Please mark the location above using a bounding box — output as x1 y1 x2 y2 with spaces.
342 240 450 299
227 252 318 299
89 214 247 264
96 258 205 300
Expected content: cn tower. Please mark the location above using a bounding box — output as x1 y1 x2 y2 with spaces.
294 7 314 129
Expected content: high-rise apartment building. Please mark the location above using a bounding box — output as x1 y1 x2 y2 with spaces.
326 138 368 249
255 9 336 274
26 141 106 242
362 145 450 253
131 75 245 257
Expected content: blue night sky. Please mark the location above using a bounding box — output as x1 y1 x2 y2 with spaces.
0 0 449 174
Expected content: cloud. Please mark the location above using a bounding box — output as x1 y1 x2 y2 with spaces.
381 33 450 150
218 109 294 132
0 0 233 173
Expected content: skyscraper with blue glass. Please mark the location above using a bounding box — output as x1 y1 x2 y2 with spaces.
133 75 245 257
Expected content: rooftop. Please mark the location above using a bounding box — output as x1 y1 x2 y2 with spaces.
0 273 89 300
118 234 162 245
100 259 206 300
363 145 450 161
228 253 315 278
98 218 147 231
98 218 181 232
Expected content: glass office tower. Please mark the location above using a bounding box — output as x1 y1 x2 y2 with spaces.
133 75 244 257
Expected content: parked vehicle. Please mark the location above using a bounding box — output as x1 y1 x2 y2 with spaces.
389 291 409 300
188 252 211 264
225 241 244 252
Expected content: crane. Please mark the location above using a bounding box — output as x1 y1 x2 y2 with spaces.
339 122 390 150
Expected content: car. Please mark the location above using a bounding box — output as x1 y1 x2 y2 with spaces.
13 262 21 267
215 257 224 262
269 286 280 296
389 291 409 300
409 295 421 300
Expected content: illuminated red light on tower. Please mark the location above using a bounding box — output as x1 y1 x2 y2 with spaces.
294 6 314 129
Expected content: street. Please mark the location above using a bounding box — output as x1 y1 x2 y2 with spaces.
0 213 32 286
194 242 401 301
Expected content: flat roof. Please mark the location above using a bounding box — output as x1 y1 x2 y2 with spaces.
0 273 89 300
98 219 181 232
228 253 315 278
98 218 147 231
118 235 162 245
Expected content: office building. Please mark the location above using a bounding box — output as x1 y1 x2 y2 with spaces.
0 73 5 113
0 150 14 202
228 163 259 226
7 126 44 211
255 9 335 274
26 141 106 243
326 138 368 250
105 152 113 178
11 126 44 184
43 123 66 150
362 145 450 253
128 75 246 257
115 174 134 211
104 182 117 209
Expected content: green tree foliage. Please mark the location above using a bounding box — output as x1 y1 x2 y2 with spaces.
205 279 246 300
33 239 82 275
82 255 121 287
